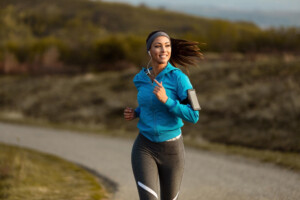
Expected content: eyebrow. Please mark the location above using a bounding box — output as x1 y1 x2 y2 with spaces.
153 42 170 45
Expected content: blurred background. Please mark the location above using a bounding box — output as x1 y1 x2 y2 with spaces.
0 0 299 153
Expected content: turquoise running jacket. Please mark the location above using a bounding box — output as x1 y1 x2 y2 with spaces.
133 62 199 142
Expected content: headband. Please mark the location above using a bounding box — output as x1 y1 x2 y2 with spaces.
146 31 170 51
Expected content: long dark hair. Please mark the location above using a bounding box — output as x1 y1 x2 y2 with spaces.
146 30 203 71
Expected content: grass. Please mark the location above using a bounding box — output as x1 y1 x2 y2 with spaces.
0 142 108 200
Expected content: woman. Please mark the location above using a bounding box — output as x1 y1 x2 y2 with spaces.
124 30 202 200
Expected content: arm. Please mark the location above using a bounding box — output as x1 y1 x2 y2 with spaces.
134 106 140 118
164 97 199 123
153 78 199 124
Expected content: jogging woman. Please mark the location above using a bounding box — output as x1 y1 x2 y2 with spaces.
124 30 202 200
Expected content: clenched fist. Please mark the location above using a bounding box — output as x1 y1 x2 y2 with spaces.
124 107 136 121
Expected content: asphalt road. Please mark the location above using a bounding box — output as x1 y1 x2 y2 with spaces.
0 122 299 200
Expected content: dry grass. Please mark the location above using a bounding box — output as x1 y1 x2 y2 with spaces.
0 143 108 200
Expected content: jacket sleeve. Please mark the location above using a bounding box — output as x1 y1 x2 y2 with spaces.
164 72 199 123
134 107 140 118
133 73 141 118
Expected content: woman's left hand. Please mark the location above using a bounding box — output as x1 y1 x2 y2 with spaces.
153 79 168 104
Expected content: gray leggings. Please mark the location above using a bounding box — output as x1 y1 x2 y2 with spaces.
131 133 185 200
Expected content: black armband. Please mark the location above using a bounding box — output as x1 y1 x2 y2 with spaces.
180 98 189 105
180 89 201 111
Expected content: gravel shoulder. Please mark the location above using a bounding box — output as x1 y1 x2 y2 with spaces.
0 122 299 200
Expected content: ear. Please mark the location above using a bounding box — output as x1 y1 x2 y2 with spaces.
148 51 151 57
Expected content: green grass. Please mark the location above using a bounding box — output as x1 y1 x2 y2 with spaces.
0 143 108 200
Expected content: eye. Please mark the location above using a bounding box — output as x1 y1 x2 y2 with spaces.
166 44 171 47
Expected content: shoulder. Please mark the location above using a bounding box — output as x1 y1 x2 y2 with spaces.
133 69 144 82
171 70 193 93
170 69 191 85
172 69 188 78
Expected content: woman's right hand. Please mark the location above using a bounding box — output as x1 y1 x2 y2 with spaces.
124 107 136 121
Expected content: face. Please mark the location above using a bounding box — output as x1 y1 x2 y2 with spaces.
149 36 171 65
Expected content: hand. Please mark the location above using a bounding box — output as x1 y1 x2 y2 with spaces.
124 107 136 121
153 79 168 104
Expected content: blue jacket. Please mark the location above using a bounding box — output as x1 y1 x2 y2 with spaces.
133 62 199 142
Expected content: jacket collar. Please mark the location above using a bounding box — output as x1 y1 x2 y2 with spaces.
140 62 179 78
160 62 179 75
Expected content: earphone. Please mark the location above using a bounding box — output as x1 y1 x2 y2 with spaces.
146 51 152 75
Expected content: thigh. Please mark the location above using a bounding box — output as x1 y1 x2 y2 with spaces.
158 137 185 200
131 134 159 200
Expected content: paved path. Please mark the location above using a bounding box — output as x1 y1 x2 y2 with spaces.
0 122 299 200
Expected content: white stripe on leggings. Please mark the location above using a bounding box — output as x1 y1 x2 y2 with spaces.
173 191 179 200
138 181 158 199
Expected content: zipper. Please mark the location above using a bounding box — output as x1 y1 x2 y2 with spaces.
149 77 158 135
152 76 163 136
143 69 156 135
144 68 162 136
151 89 158 135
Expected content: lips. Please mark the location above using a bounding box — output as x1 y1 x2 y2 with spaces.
159 55 168 58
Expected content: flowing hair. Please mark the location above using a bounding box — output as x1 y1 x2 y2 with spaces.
146 31 203 72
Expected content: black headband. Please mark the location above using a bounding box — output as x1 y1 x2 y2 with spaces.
146 31 170 51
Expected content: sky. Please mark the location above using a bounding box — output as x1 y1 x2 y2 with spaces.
102 0 300 12
102 0 300 27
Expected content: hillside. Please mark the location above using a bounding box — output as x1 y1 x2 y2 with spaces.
1 0 299 74
1 0 260 38
1 54 299 152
